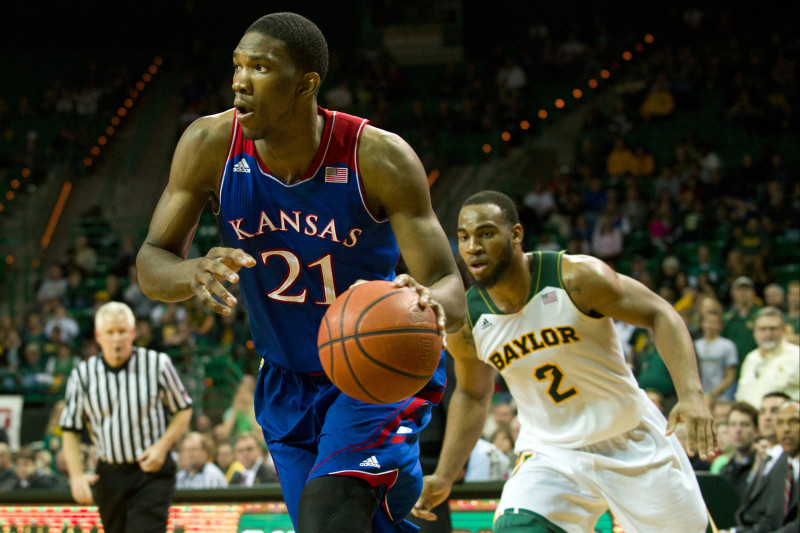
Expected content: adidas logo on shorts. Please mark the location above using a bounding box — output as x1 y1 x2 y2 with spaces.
233 159 251 173
359 455 380 469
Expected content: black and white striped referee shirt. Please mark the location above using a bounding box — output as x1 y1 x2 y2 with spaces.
59 347 192 465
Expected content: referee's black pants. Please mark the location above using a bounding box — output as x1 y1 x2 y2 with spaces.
93 455 176 533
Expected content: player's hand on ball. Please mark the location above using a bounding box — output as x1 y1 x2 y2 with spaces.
412 474 452 521
192 247 256 315
393 274 447 346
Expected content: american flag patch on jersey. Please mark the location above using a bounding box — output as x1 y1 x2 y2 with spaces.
325 166 348 183
542 291 558 305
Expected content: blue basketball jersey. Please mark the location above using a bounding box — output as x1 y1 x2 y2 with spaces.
217 107 399 373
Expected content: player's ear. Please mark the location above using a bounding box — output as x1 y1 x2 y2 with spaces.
511 223 524 245
298 72 321 97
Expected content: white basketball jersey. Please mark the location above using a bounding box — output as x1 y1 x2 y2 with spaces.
468 251 647 450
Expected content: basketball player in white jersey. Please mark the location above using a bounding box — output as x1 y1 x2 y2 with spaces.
412 191 717 532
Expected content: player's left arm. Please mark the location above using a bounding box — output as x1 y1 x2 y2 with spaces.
562 254 717 459
358 126 466 333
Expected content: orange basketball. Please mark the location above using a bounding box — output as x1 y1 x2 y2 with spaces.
317 280 443 404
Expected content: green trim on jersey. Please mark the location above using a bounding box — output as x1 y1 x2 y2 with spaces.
494 509 569 533
465 251 564 328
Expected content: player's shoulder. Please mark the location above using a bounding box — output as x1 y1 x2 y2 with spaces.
560 253 614 282
358 124 418 171
187 108 235 139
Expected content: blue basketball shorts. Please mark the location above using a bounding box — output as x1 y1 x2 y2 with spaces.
255 358 435 532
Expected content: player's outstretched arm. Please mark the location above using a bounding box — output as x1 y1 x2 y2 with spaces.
412 323 496 521
358 126 466 333
137 112 256 314
561 254 717 460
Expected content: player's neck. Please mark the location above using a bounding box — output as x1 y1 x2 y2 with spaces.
486 253 531 314
254 111 324 184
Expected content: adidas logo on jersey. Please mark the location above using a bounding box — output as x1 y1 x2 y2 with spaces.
233 159 251 173
359 456 380 468
479 317 493 331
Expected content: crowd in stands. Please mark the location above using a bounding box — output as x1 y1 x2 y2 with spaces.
0 12 797 530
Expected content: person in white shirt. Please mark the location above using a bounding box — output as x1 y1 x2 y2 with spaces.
463 438 511 482
175 432 227 489
694 311 739 404
735 307 800 409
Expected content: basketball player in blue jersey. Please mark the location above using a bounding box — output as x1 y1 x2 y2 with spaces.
412 191 718 533
136 12 465 533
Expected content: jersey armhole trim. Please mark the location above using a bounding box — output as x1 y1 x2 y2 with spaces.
354 120 388 223
215 108 239 215
557 251 604 320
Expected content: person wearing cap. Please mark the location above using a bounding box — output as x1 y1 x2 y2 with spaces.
723 276 760 378
735 306 800 409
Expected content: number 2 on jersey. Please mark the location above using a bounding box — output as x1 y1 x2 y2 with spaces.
534 363 578 404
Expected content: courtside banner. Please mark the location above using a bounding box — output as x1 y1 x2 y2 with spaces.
0 395 23 451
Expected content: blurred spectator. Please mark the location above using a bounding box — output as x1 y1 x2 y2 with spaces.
123 265 154 319
712 400 734 428
150 302 188 345
19 343 51 390
43 400 66 455
63 267 94 313
229 433 278 486
722 276 760 367
736 308 800 409
35 265 68 304
630 327 675 400
216 376 259 444
111 234 140 277
734 217 769 284
72 234 98 276
686 245 723 290
187 298 217 347
709 419 732 474
175 432 227 489
520 182 555 227
463 438 511 481
490 426 517 466
323 81 355 112
12 446 59 489
639 71 676 121
786 280 800 344
722 400 799 533
719 402 760 499
0 443 17 491
21 312 47 349
647 202 675 251
0 315 22 381
45 343 78 394
759 392 792 450
591 214 624 266
694 311 739 405
482 401 514 440
215 442 243 483
44 302 80 347
133 317 159 350
763 283 786 312
629 145 656 177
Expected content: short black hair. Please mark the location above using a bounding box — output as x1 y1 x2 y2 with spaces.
461 190 520 226
728 401 759 427
246 12 329 84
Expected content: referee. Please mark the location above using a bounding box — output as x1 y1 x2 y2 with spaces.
59 301 193 532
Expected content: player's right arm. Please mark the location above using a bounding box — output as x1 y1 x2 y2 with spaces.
412 322 496 521
137 111 256 314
